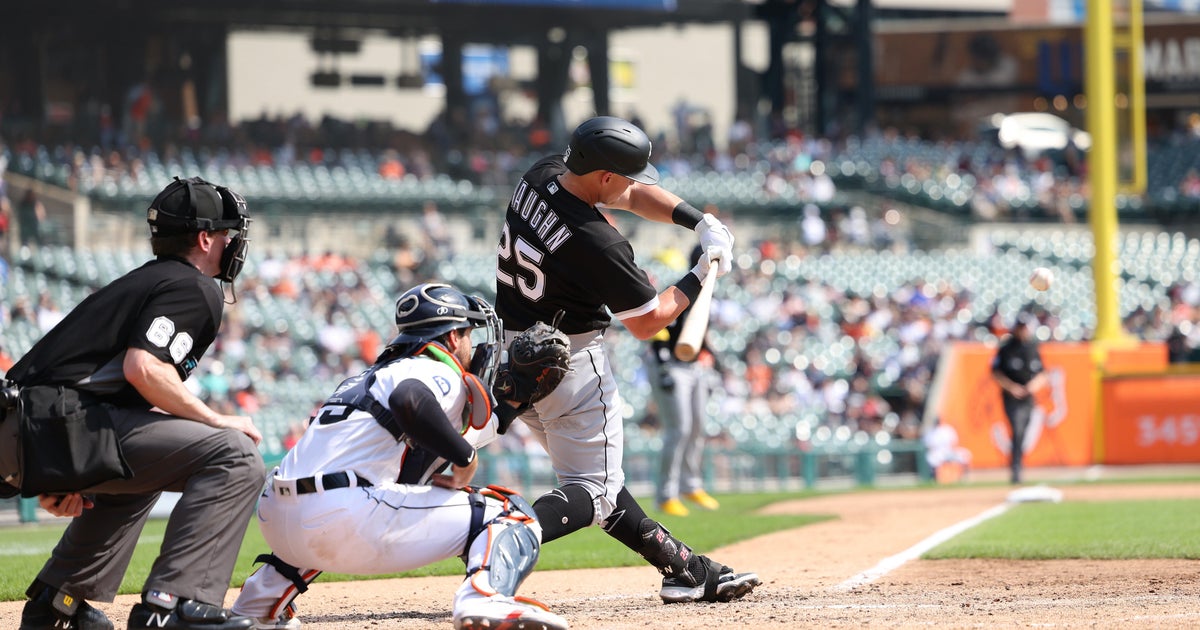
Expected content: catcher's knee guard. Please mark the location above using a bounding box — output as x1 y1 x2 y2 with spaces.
463 486 542 597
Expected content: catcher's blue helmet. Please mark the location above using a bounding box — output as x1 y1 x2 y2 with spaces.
386 283 501 386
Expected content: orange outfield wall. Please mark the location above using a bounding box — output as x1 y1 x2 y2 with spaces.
1102 373 1200 464
934 341 1174 470
936 342 1096 469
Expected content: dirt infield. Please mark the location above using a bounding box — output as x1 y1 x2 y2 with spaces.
4 472 1199 629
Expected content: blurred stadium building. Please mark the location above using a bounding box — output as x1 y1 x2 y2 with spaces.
3 1 1200 513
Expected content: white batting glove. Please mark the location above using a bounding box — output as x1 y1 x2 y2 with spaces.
694 214 733 276
690 245 728 280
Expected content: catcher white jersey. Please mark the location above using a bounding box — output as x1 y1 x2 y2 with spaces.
278 356 467 486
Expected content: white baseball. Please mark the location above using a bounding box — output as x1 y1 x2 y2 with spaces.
1029 267 1054 291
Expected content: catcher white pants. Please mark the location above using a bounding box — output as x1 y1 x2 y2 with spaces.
234 474 505 619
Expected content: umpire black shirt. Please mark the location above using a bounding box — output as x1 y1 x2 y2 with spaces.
8 256 223 408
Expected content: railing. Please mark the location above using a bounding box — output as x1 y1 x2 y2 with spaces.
470 439 931 497
3 440 928 524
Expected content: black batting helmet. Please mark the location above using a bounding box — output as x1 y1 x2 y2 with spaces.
564 116 660 185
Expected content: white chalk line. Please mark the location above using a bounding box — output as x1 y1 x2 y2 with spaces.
832 502 1012 592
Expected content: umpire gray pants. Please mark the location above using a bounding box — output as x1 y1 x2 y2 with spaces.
36 405 265 605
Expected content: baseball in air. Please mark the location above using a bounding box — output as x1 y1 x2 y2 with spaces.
1029 267 1054 291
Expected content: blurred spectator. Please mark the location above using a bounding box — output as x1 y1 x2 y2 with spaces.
800 204 827 251
1180 169 1200 199
378 149 406 180
281 421 306 451
35 292 65 332
16 187 46 247
0 342 14 374
923 421 971 483
421 200 452 258
0 191 11 256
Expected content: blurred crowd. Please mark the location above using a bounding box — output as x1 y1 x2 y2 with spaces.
3 104 1200 462
4 103 1200 236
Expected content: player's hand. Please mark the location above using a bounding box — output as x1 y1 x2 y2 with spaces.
219 414 263 446
431 454 479 490
39 493 94 518
690 245 728 280
694 214 733 276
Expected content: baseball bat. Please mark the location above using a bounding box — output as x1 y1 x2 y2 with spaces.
674 264 718 362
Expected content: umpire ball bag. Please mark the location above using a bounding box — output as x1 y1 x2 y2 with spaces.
0 385 131 498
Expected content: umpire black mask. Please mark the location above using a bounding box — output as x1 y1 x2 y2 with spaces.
214 188 251 284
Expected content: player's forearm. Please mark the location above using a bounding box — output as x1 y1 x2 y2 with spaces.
622 287 692 340
612 184 684 223
123 347 222 425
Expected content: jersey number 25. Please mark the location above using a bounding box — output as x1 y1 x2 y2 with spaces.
497 223 546 301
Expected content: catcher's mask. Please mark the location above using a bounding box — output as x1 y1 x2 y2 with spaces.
147 176 252 287
388 283 502 388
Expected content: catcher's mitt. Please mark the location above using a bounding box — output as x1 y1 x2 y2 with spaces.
495 311 572 408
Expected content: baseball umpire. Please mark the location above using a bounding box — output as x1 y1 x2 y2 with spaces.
495 115 760 603
3 176 265 630
231 283 568 630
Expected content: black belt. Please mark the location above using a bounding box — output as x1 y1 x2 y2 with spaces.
294 471 372 494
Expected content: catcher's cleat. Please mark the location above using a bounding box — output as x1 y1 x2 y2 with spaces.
453 595 568 630
683 489 720 511
251 602 300 630
658 498 690 517
251 616 299 630
20 586 114 630
127 594 253 630
660 556 761 604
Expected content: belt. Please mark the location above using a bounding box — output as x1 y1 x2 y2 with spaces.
274 471 373 496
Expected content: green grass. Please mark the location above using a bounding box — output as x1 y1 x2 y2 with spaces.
925 499 1200 560
0 491 828 601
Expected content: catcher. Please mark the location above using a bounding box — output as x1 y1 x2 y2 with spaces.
231 283 570 630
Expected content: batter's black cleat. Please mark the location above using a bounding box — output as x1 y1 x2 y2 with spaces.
19 584 115 630
127 592 253 630
659 555 761 604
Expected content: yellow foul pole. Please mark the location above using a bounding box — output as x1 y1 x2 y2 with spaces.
1086 0 1131 465
1085 0 1123 345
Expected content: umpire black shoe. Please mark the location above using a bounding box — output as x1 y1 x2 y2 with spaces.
127 592 253 630
19 585 115 630
659 555 761 604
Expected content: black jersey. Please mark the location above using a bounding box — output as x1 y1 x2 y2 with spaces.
8 256 224 408
991 335 1043 386
496 155 658 334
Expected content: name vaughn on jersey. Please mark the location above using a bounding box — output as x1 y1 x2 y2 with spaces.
508 179 573 253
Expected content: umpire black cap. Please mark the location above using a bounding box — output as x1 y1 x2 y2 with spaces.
147 176 247 236
564 116 660 185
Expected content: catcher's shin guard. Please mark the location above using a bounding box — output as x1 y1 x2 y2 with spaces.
459 487 543 598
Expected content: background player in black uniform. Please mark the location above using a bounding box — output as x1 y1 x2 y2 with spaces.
4 177 265 630
991 313 1047 485
647 243 722 517
495 116 759 604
